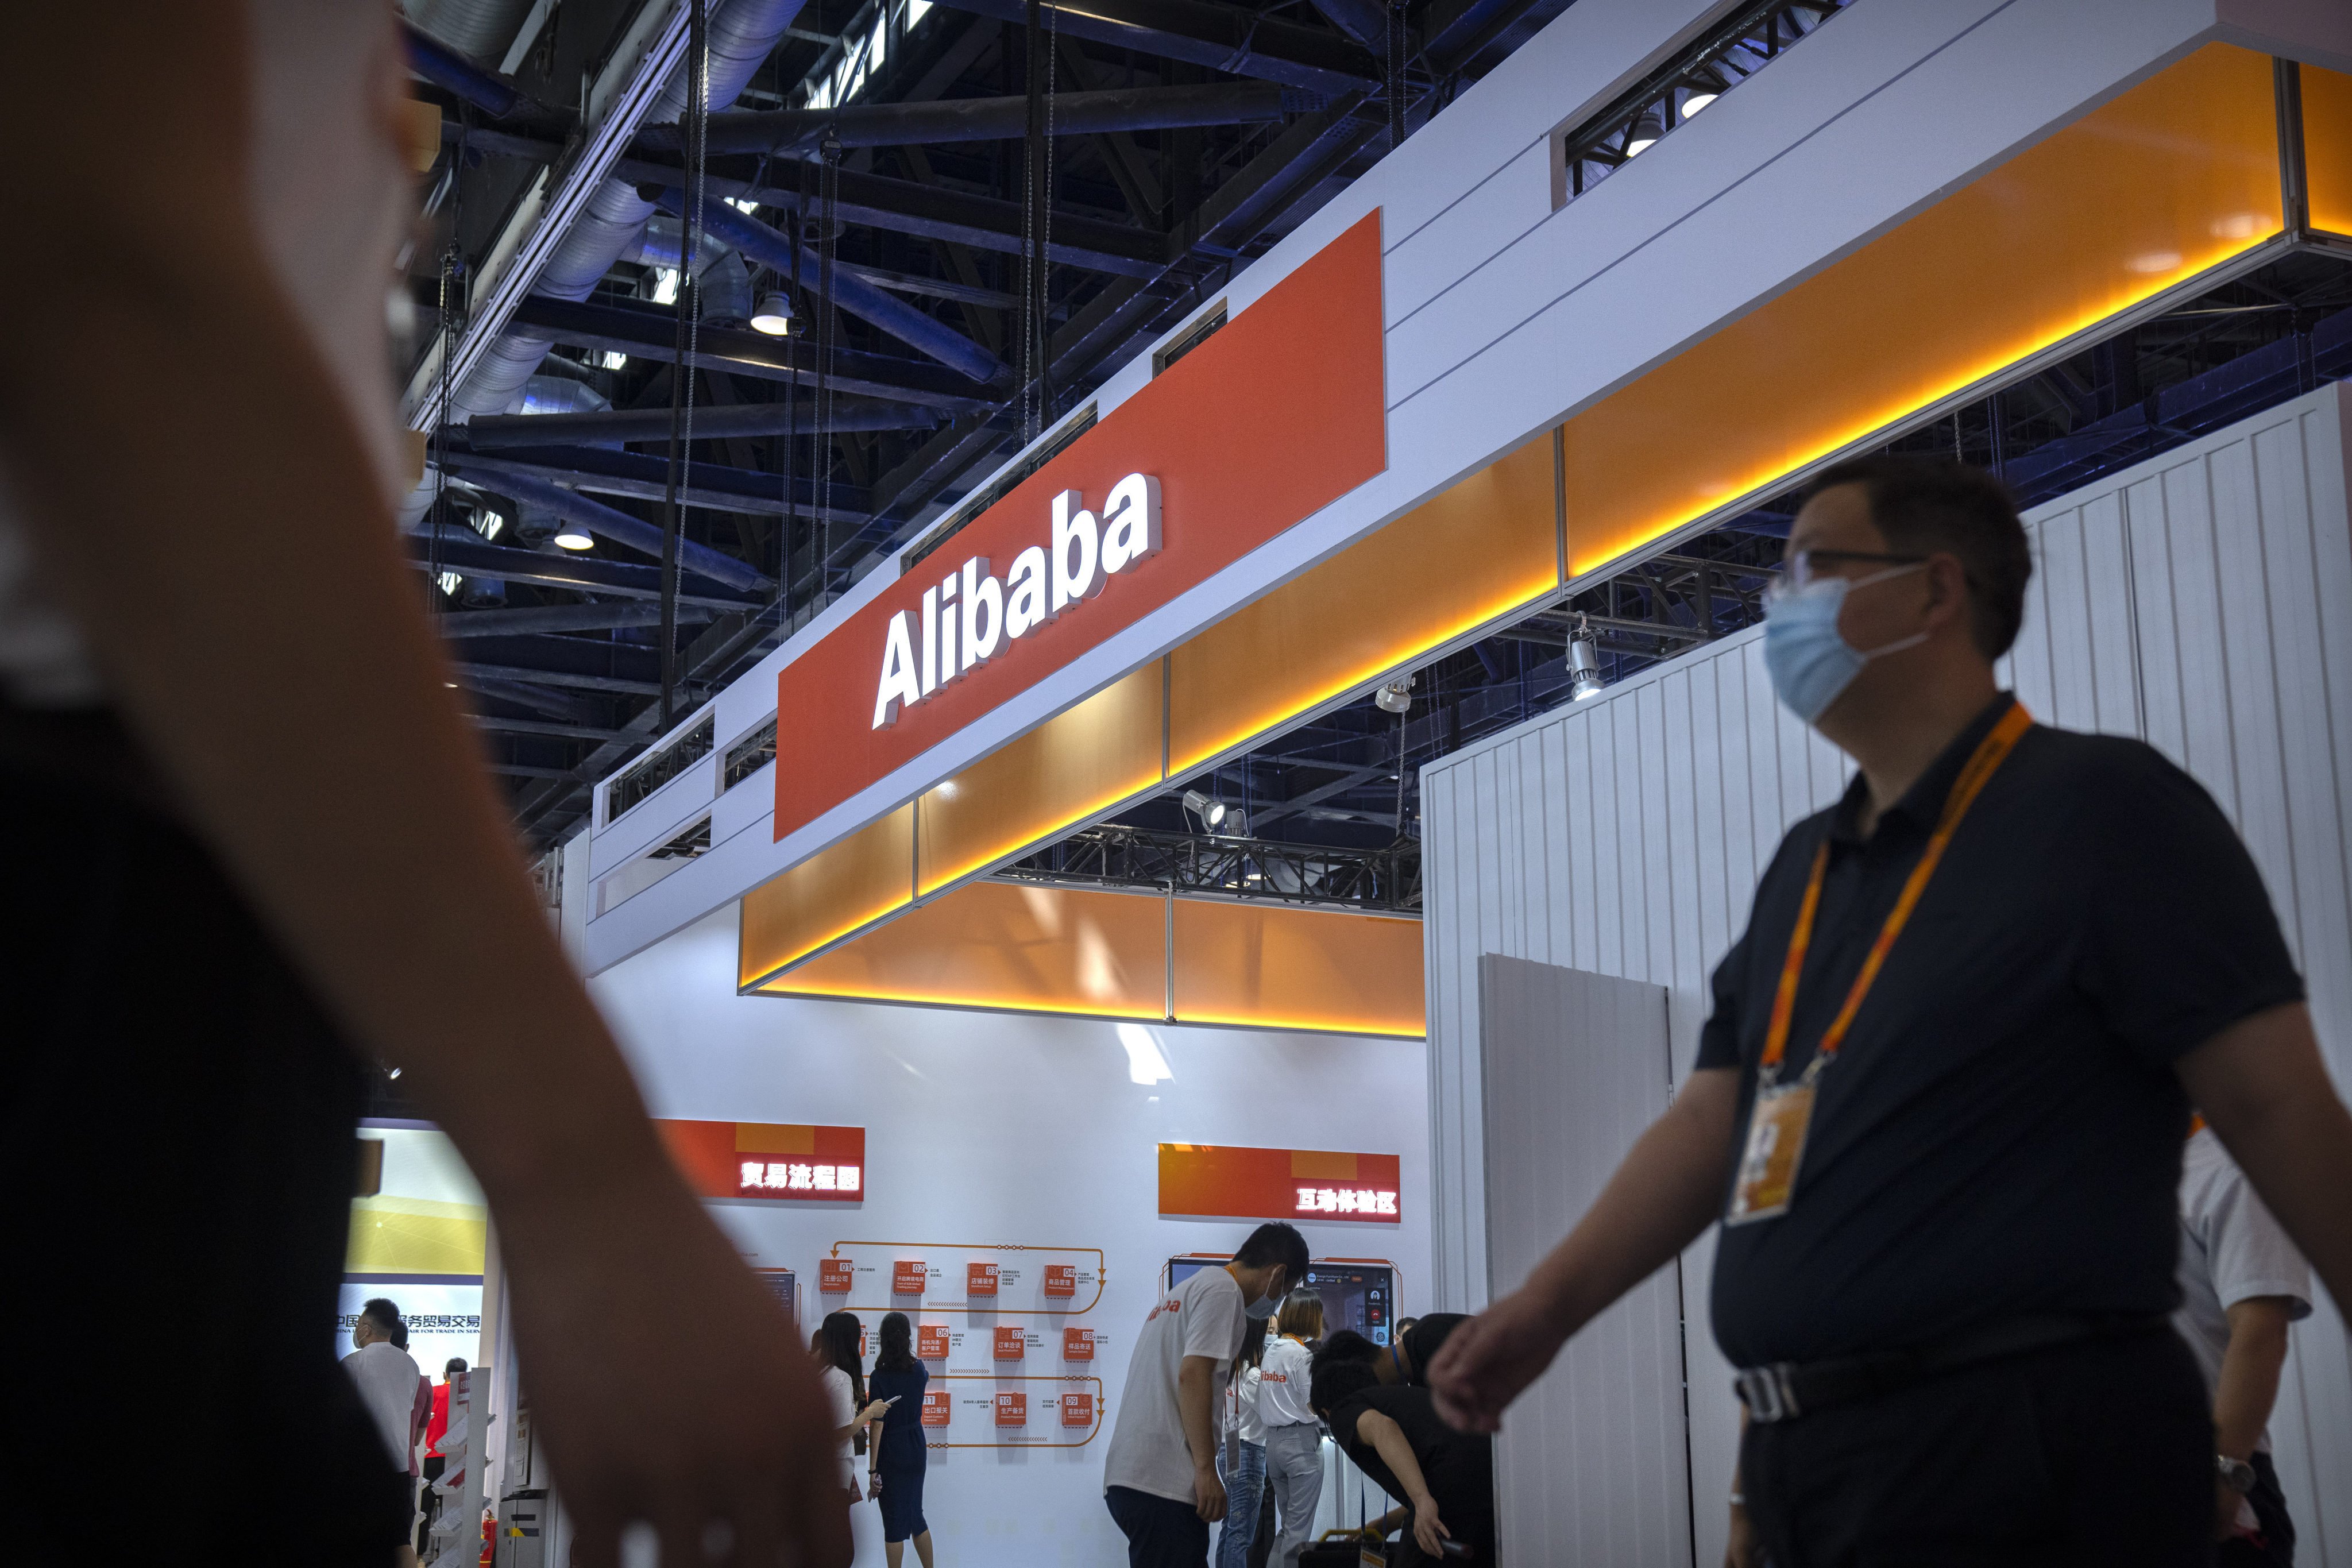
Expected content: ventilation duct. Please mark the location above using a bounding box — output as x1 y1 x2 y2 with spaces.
697 250 754 330
403 0 538 65
510 374 614 418
449 0 809 421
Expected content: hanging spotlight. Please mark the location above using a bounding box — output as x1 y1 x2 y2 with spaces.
1375 674 1416 715
750 291 796 335
1623 110 1665 157
1567 614 1606 701
551 524 594 551
1181 788 1228 831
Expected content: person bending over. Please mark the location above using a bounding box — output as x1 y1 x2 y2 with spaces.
1318 1316 1466 1390
1311 1360 1493 1565
1426 457 2352 1568
1103 1225 1308 1567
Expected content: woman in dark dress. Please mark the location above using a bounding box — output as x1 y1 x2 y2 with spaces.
867 1312 936 1567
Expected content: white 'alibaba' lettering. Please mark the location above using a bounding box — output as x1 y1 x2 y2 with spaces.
871 472 1161 729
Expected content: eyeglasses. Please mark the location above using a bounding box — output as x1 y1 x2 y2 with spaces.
1771 547 1928 598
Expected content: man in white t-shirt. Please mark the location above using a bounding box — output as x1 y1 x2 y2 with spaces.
2176 1122 2312 1565
340 1298 426 1566
1106 1224 1309 1567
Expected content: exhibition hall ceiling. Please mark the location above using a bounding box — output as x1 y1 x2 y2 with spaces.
395 0 1574 843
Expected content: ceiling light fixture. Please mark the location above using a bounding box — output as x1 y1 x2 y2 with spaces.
1374 674 1416 715
1680 90 1717 118
750 291 796 335
1567 614 1606 701
552 526 594 551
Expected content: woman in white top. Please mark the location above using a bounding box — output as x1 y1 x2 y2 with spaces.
815 1313 892 1500
1218 1322 1272 1568
1259 1293 1327 1568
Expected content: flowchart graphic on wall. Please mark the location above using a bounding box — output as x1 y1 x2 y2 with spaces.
818 1240 1109 1449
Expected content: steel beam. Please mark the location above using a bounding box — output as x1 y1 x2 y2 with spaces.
443 445 867 523
470 713 648 743
644 82 1288 154
650 187 1010 384
465 399 940 447
436 603 719 638
434 462 772 588
924 0 1378 92
453 661 665 696
506 295 998 407
615 155 1168 276
411 531 763 609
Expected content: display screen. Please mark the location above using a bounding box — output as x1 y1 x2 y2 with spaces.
1167 1257 1395 1346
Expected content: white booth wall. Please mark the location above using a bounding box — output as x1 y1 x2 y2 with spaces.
1422 381 2352 1566
584 906 1434 1566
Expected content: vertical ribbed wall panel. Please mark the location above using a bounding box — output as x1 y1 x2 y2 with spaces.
1482 956 1683 1568
1422 382 2352 1566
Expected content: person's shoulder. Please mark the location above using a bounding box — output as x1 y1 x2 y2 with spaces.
2015 722 2208 798
1188 1267 1241 1304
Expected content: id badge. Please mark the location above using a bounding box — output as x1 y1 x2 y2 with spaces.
1725 1079 1817 1225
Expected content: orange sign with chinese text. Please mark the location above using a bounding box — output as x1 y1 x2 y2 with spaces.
1158 1143 1401 1223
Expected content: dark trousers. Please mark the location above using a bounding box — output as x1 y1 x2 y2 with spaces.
1744 1325 2213 1568
0 743 405 1566
2218 1451 2296 1567
1108 1485 1211 1568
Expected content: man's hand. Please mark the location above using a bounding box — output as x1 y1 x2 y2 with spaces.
502 1168 852 1568
1412 1496 1451 1558
1429 1069 1739 1432
1424 1288 1570 1434
2215 1476 2247 1542
1725 1500 1757 1567
1194 1461 1229 1523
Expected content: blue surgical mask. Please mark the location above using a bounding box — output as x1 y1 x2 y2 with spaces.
1762 565 1928 723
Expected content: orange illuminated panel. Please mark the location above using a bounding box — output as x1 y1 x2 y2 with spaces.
1160 1143 1403 1222
654 1121 867 1200
1171 897 1424 1037
1561 43 2284 575
757 879 1167 1018
738 805 914 984
1168 432 1557 775
2305 65 2352 238
917 664 1165 895
774 213 1386 842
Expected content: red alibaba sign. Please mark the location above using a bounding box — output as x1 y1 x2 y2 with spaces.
772 213 1385 841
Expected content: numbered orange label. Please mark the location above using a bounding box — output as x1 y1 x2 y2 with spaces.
921 1390 951 1427
818 1258 853 1294
1059 1391 1095 1428
1042 1264 1077 1298
917 1325 950 1360
994 1325 1027 1361
966 1261 999 1297
994 1391 1026 1427
1063 1327 1095 1362
892 1261 928 1296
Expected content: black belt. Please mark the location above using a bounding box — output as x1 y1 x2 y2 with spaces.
1733 1312 2168 1424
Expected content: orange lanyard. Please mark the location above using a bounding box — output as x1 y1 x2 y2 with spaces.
1760 702 2033 1082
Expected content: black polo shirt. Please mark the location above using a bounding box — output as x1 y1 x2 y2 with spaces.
1696 694 2303 1368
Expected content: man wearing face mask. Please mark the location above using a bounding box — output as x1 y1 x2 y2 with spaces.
1427 457 2352 1566
1106 1224 1310 1567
